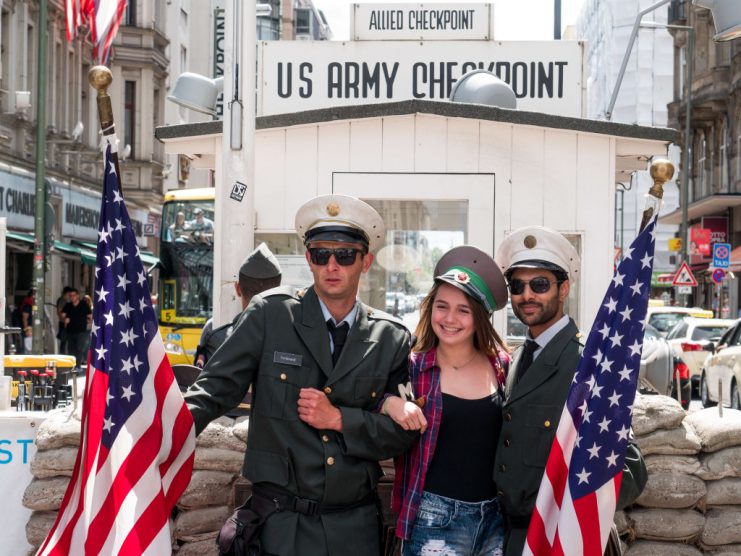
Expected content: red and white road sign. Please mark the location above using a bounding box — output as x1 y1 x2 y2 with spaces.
672 261 698 287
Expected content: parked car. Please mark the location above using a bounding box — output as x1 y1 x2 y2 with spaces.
665 317 733 392
639 324 674 397
646 306 714 337
700 318 741 409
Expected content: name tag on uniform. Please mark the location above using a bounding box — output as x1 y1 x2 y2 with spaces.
273 351 303 366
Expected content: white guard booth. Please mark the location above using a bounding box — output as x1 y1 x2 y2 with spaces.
155 100 675 335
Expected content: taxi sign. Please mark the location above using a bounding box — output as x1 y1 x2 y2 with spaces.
713 243 731 269
672 261 698 287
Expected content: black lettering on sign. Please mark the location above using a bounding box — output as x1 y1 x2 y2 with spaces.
299 62 312 98
327 62 400 99
368 10 403 30
278 62 292 98
65 204 100 230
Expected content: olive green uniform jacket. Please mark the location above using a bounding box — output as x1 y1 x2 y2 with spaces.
493 319 647 556
184 286 416 556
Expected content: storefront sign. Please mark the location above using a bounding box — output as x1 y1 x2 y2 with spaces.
352 3 492 41
257 40 585 117
691 217 728 265
0 172 38 231
62 189 148 246
690 228 711 257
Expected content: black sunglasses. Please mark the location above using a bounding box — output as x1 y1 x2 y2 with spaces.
308 247 362 266
508 277 559 295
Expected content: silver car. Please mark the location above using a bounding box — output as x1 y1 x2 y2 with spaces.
640 324 674 397
700 318 741 409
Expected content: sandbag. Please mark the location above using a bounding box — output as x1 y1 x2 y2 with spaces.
614 510 629 535
635 421 701 456
632 394 686 436
625 540 703 556
705 477 741 505
697 446 741 480
196 417 245 452
630 508 704 541
174 505 231 541
34 410 81 450
175 537 220 556
194 448 244 473
644 454 702 476
22 476 70 511
25 510 57 549
30 446 78 478
700 507 741 546
177 470 237 510
635 472 706 509
684 408 741 452
232 416 249 443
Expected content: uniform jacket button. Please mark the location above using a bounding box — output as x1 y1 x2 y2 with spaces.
371 391 377 398
544 420 551 428
504 412 512 422
499 464 506 472
497 490 504 497
327 457 335 466
504 439 511 447
324 386 332 395
280 373 287 381
322 434 330 443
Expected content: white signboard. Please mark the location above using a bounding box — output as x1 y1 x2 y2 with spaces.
62 189 149 247
257 41 585 117
0 413 45 554
0 172 37 231
352 3 492 41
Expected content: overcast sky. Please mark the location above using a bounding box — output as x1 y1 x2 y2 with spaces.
312 0 588 41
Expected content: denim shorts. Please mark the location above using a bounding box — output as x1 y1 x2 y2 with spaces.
402 491 505 556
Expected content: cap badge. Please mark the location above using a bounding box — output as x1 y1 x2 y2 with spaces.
454 271 471 284
326 203 340 217
524 235 537 249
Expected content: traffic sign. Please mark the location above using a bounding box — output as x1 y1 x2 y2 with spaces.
713 243 731 269
668 238 682 252
711 268 726 284
672 261 698 287
677 285 692 294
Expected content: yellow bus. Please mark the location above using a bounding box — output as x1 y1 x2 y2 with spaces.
158 188 215 365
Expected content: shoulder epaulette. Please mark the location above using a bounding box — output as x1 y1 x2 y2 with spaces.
365 306 406 328
262 285 302 299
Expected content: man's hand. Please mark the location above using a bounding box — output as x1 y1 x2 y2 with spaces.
298 388 343 431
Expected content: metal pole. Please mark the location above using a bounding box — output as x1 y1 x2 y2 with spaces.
679 27 694 307
554 0 562 40
31 0 48 353
605 0 670 121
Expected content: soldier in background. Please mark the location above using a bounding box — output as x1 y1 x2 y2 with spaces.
194 243 282 368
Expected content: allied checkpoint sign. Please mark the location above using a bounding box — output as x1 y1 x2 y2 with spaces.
257 40 586 117
351 3 493 41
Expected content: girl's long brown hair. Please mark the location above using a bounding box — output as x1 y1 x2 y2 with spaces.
412 282 509 356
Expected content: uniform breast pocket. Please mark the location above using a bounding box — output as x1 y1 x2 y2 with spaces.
256 365 316 420
522 404 560 468
353 376 387 408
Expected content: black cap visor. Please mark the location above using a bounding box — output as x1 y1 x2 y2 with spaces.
304 226 369 249
506 259 568 280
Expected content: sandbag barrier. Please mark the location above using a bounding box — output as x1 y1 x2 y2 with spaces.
22 396 741 554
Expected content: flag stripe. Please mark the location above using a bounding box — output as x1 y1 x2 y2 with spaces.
526 218 657 555
38 145 195 555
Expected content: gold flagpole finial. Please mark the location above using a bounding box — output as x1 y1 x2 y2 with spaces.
648 159 674 200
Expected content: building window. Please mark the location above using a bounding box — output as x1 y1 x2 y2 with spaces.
720 123 728 193
124 1 136 26
697 134 706 198
295 7 312 37
1 8 9 112
124 80 135 159
678 46 686 100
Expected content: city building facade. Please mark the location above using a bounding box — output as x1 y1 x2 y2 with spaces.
577 0 681 302
663 0 740 317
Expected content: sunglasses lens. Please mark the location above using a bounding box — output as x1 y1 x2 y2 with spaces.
509 280 525 295
531 278 552 293
309 248 359 266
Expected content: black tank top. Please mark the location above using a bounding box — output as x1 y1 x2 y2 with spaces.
424 392 502 502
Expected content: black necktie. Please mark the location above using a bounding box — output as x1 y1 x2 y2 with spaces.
516 339 539 383
327 320 349 366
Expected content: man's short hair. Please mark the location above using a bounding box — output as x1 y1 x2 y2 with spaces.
238 274 281 300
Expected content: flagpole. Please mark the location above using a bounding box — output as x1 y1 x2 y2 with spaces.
639 159 674 233
88 66 123 182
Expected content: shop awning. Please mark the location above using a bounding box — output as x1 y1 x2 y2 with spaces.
6 231 34 244
730 246 741 272
72 240 159 269
5 232 97 264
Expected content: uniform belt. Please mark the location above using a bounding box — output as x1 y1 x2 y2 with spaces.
252 484 377 517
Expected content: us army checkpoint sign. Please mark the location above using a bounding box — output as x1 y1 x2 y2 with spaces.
257 40 585 117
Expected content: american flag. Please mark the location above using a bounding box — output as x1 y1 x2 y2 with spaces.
38 146 195 555
65 0 127 63
524 217 657 556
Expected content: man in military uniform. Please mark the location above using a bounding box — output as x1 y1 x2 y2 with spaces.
184 194 415 556
493 226 647 556
194 243 282 368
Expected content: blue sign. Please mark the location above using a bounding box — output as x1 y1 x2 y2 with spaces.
713 243 731 269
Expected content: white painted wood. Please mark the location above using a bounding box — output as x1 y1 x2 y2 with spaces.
318 122 351 194
285 126 319 228
543 130 578 231
446 118 480 173
254 129 286 230
414 115 447 172
349 119 383 172
510 126 545 229
381 116 415 172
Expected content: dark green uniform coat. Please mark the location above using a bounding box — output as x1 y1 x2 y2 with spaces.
493 319 647 556
184 286 415 556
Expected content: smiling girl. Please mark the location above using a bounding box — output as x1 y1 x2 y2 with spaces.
382 245 510 556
